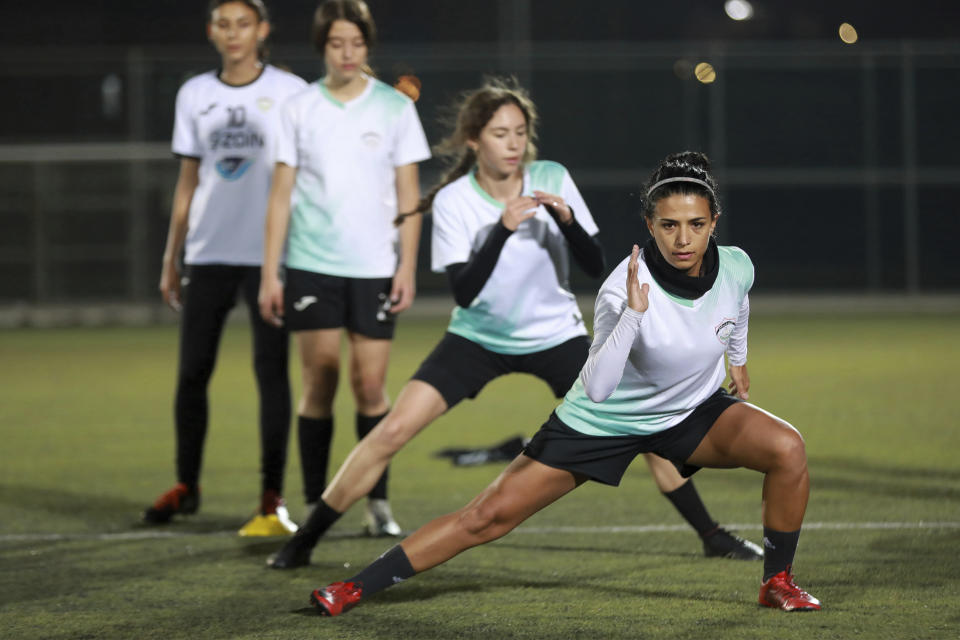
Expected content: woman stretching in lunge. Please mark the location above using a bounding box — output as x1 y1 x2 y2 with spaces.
267 83 761 569
308 151 821 614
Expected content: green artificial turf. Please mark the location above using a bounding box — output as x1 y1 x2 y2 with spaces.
1 312 958 639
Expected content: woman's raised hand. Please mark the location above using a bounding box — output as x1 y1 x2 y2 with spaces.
626 244 650 313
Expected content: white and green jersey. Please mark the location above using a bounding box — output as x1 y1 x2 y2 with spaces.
275 75 431 278
431 161 599 354
172 65 307 265
556 245 753 436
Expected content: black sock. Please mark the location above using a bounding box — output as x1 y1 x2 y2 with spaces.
355 411 389 500
663 479 718 537
299 415 333 504
346 544 416 597
293 498 343 547
762 527 801 581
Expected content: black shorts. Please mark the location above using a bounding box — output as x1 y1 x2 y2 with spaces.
283 268 395 339
523 388 742 486
411 332 590 410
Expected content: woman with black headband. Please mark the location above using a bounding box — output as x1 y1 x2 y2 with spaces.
307 151 820 616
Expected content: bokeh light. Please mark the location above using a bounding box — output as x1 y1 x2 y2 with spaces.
695 62 716 84
724 0 754 21
839 22 859 44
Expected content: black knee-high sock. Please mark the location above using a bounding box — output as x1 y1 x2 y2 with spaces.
299 415 333 504
345 545 416 597
355 411 389 500
662 479 718 537
291 498 343 547
762 527 801 581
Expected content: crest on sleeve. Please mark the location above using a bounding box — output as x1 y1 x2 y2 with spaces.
715 318 736 345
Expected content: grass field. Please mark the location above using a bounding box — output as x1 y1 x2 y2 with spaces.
1 310 958 639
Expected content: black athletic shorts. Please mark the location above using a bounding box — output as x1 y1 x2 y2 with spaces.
523 388 742 486
411 332 590 410
283 268 395 339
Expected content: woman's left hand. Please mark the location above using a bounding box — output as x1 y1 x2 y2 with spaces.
728 364 750 400
389 265 416 314
533 190 572 225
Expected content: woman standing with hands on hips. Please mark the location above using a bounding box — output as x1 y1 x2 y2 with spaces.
259 0 430 536
308 151 821 616
144 0 305 536
266 81 760 570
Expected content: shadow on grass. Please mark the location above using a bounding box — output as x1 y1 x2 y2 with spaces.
807 457 960 501
0 483 245 533
810 456 960 483
491 539 700 562
818 530 960 589
0 531 319 607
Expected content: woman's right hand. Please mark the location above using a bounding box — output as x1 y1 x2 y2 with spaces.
159 260 182 312
626 244 650 313
500 196 539 231
259 276 285 328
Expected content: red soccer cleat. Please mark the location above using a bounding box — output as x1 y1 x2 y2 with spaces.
311 581 364 617
759 567 822 611
142 483 199 524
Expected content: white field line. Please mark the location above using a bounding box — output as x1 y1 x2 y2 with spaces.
1 521 958 544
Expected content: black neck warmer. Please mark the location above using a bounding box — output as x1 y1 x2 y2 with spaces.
642 236 719 299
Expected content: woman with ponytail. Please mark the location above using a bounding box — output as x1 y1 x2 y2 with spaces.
268 83 759 574
307 150 821 617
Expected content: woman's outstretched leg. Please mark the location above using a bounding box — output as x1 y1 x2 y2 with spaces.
310 455 585 616
267 380 447 569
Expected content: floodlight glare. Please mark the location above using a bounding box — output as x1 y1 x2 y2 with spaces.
724 0 754 21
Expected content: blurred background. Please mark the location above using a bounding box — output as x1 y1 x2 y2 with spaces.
2 0 958 322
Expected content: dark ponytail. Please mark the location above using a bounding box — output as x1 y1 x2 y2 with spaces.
641 151 721 220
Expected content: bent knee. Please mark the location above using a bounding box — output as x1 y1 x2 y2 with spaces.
458 501 508 542
369 415 416 453
352 383 387 412
770 427 807 471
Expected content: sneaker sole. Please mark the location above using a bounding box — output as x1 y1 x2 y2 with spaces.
759 600 822 612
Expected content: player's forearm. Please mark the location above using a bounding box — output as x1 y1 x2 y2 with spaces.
445 221 513 308
262 200 289 280
262 164 295 279
727 295 750 366
396 213 421 274
580 306 644 403
163 162 198 265
394 162 422 273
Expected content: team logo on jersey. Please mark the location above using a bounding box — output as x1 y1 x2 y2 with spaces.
293 295 318 311
361 131 382 148
714 318 736 345
199 102 218 116
215 156 253 181
257 97 274 112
